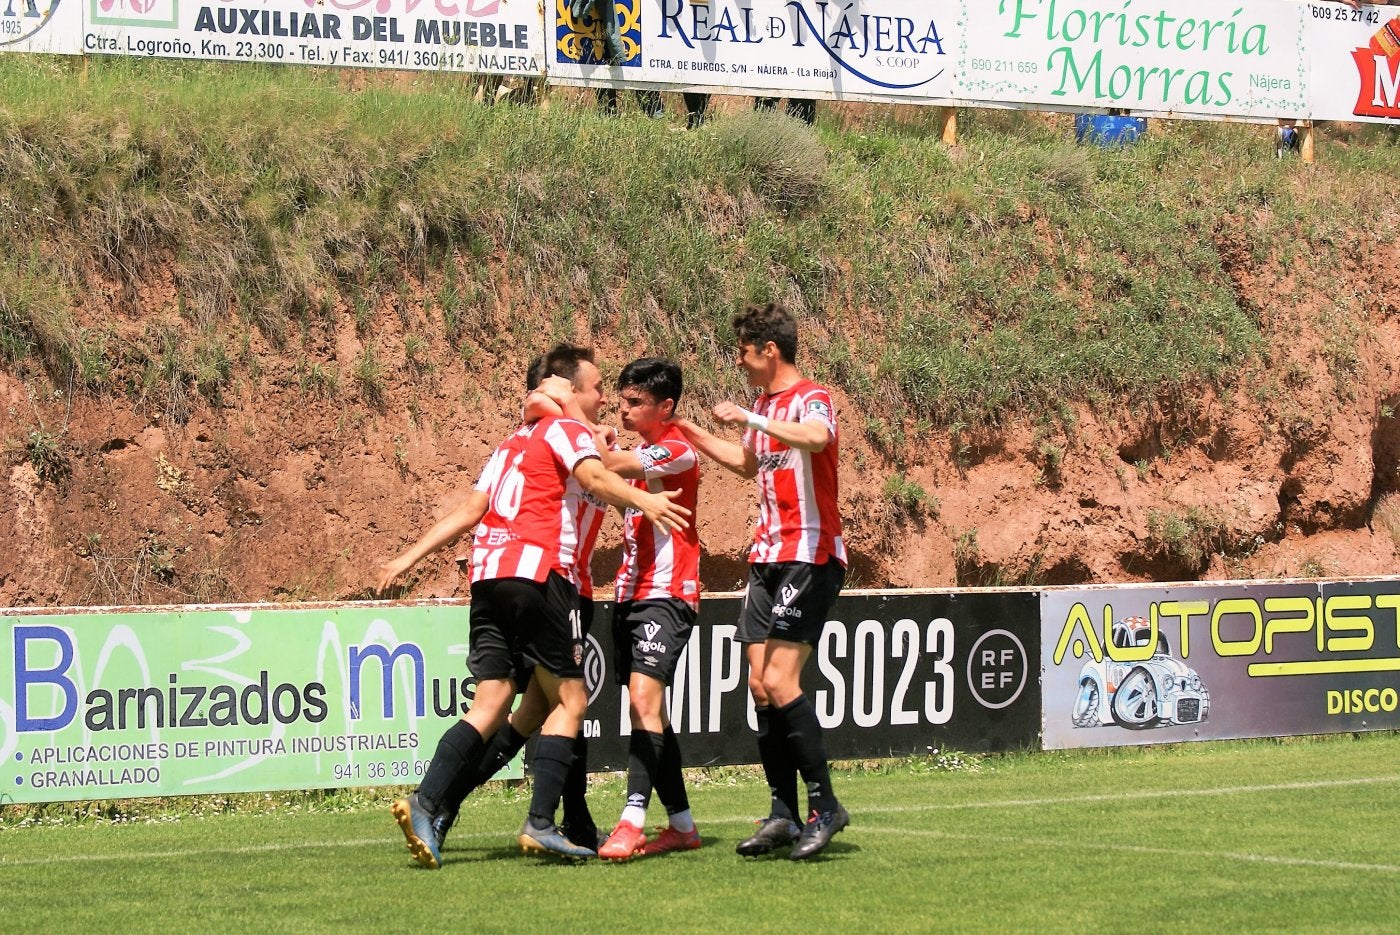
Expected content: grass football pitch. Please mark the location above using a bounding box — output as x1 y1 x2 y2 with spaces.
4 733 1400 933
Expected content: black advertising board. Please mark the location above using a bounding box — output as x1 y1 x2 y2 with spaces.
578 590 1042 771
1311 579 1400 732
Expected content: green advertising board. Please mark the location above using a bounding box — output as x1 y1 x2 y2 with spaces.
0 603 515 804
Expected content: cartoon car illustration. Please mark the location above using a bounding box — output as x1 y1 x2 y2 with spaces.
1071 616 1210 730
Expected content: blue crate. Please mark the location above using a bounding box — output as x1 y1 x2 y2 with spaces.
1074 114 1147 147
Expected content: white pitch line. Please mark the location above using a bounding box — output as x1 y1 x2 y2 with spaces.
859 773 1400 813
0 836 398 867
857 826 1400 874
3 774 1398 869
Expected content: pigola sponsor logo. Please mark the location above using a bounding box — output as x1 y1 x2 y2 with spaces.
637 621 669 654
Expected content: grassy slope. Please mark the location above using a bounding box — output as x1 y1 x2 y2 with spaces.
4 734 1400 932
4 56 1397 436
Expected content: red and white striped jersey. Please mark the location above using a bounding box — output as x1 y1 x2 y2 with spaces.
615 424 701 608
469 416 601 585
743 379 847 567
566 457 611 600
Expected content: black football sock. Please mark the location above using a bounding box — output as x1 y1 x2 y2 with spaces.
527 733 575 830
441 721 528 814
778 694 838 815
755 705 799 821
655 725 691 817
561 731 595 832
416 720 485 815
625 729 665 818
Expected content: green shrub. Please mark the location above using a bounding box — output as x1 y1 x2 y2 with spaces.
715 110 827 209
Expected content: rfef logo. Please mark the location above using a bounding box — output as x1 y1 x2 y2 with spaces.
965 629 1028 710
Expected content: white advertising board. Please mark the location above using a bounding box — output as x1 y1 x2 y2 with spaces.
958 0 1310 120
548 0 960 104
1298 0 1400 122
2 0 83 54
4 2 1398 137
81 0 545 74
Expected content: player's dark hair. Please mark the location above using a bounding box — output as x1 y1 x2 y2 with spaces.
526 342 595 391
732 302 797 363
617 357 682 407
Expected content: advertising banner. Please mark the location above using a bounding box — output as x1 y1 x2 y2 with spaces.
1300 1 1400 123
80 0 544 74
2 0 83 54
1 603 496 805
548 0 960 104
3 589 1040 803
5 0 1396 126
959 0 1309 120
1041 580 1400 750
584 591 1042 770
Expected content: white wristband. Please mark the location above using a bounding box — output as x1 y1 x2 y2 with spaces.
743 410 770 433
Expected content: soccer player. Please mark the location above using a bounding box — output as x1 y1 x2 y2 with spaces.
579 358 704 861
379 346 615 856
384 343 689 868
676 302 850 861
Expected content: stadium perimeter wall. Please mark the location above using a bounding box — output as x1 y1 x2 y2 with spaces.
3 0 1400 126
4 578 1400 804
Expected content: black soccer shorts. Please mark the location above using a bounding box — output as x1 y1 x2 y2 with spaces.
612 598 697 686
737 560 845 646
468 571 585 683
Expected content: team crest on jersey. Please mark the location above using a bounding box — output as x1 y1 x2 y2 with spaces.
576 431 594 449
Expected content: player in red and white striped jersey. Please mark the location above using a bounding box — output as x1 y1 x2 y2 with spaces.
589 358 705 861
743 377 846 567
379 344 690 867
677 302 850 861
466 414 603 585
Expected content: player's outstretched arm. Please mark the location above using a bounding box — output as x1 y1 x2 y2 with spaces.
673 415 757 479
374 490 488 594
573 458 690 532
711 400 832 453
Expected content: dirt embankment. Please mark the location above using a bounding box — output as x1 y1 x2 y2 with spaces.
2 228 1398 607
